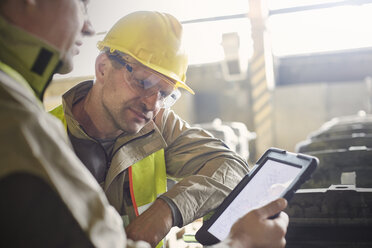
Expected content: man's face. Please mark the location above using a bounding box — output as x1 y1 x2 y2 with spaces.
99 57 167 134
38 0 94 74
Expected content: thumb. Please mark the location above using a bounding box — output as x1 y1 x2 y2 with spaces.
255 198 288 219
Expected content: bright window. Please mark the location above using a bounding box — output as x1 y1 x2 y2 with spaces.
267 1 372 56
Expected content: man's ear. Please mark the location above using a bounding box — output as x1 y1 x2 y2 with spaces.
95 53 109 82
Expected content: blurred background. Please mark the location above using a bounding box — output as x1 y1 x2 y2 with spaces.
46 0 372 163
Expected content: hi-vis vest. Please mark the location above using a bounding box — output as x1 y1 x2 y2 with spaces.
50 106 167 247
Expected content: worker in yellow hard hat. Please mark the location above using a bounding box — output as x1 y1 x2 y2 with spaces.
97 10 194 96
50 11 287 248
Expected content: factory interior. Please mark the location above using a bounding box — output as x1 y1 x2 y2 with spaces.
41 0 372 247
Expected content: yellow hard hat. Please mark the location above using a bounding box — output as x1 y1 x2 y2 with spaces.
97 11 194 94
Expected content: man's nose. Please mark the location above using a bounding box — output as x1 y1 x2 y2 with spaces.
82 19 95 36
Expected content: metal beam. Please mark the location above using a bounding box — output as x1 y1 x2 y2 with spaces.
269 0 372 16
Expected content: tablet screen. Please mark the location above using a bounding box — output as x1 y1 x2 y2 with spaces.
207 159 302 241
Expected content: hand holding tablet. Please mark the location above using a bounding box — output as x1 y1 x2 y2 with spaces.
195 148 318 246
227 198 289 248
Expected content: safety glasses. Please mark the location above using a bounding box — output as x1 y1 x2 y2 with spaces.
108 53 181 108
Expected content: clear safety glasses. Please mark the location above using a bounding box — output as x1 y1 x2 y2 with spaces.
111 55 181 109
122 63 181 108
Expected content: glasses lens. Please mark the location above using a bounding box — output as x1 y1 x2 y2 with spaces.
122 63 181 107
162 88 181 108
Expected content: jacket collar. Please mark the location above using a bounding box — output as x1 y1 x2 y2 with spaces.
0 15 61 100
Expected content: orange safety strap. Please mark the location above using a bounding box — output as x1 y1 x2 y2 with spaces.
128 166 139 217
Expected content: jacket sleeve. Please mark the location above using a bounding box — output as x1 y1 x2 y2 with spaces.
154 109 250 225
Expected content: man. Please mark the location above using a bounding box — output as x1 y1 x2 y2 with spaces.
0 0 288 247
51 10 287 248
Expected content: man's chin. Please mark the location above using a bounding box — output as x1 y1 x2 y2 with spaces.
56 61 74 74
126 122 145 135
127 127 142 135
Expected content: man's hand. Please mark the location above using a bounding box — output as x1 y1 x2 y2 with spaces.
227 198 289 248
125 198 173 248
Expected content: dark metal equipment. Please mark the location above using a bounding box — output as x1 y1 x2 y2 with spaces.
289 114 372 247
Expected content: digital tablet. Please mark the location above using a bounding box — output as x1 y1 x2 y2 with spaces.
195 147 318 245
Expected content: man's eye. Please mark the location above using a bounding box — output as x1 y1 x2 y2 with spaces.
139 79 158 89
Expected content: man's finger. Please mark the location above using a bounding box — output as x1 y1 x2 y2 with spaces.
276 211 289 229
255 198 288 219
